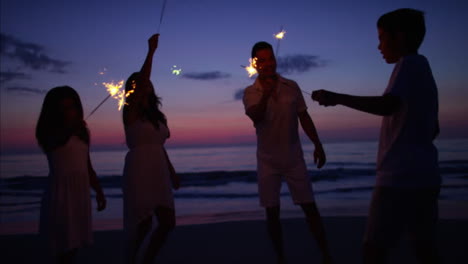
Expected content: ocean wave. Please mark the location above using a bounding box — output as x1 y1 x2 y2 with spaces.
1 160 467 190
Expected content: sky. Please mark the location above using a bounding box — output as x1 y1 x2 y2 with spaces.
1 0 467 153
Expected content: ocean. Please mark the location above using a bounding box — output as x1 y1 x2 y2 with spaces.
1 138 467 233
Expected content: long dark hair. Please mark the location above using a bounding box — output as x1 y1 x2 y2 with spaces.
36 86 90 152
123 72 168 130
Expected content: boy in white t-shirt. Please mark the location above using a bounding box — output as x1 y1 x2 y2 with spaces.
312 8 440 264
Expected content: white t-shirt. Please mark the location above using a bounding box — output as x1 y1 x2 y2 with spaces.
243 75 307 169
377 54 440 187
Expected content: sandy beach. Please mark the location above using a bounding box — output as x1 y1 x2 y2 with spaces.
1 216 467 264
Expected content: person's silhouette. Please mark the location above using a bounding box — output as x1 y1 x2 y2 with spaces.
312 8 441 264
122 34 180 264
243 41 333 264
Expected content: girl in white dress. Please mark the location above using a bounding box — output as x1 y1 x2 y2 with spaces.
36 86 106 264
122 34 180 264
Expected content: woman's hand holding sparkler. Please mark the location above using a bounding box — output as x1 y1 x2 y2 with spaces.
139 33 160 93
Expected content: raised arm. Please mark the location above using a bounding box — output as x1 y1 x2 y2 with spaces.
140 34 159 81
312 90 400 116
123 34 160 126
298 111 326 168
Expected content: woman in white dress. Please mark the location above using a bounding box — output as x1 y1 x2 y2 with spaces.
123 34 180 264
36 86 106 264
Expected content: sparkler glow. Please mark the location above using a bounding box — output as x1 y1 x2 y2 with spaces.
98 67 107 75
274 27 286 57
274 29 286 40
85 80 127 120
243 57 258 77
171 65 182 75
103 80 127 110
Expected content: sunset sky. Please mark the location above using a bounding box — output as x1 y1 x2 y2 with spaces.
1 0 467 153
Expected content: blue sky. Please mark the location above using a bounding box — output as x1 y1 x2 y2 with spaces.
1 0 467 152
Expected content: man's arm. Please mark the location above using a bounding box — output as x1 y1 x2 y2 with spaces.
312 90 400 116
298 111 326 168
245 92 271 124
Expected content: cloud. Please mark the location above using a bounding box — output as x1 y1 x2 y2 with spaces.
5 86 48 95
182 71 231 80
0 71 31 84
234 88 244 101
0 33 71 73
277 54 325 75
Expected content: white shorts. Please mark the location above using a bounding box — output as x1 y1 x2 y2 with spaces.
257 161 314 207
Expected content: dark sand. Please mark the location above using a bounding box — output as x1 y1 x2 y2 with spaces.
1 217 467 263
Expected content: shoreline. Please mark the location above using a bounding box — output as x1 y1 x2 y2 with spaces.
2 199 468 236
1 216 467 263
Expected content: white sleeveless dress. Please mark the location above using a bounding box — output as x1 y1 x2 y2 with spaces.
39 135 92 255
122 119 174 255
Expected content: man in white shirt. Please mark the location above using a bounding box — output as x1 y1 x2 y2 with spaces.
243 41 333 264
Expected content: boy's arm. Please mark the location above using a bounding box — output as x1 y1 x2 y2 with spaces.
88 155 106 211
298 111 326 168
312 90 400 116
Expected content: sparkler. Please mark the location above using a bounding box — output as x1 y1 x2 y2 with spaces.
300 89 311 95
242 57 258 77
86 80 127 120
171 65 182 75
274 27 286 57
157 0 168 33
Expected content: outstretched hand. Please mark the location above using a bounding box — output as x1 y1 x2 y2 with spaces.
313 144 326 169
148 34 160 52
311 90 339 107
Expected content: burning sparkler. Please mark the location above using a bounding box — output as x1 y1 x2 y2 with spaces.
242 57 258 78
171 65 182 75
86 80 128 120
274 27 286 57
103 80 126 110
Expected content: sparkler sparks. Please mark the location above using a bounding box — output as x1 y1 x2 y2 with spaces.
274 27 286 57
171 65 182 75
243 57 258 77
98 67 107 75
102 80 127 110
274 29 286 40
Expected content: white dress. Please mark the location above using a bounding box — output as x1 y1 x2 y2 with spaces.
40 136 92 255
123 119 174 255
